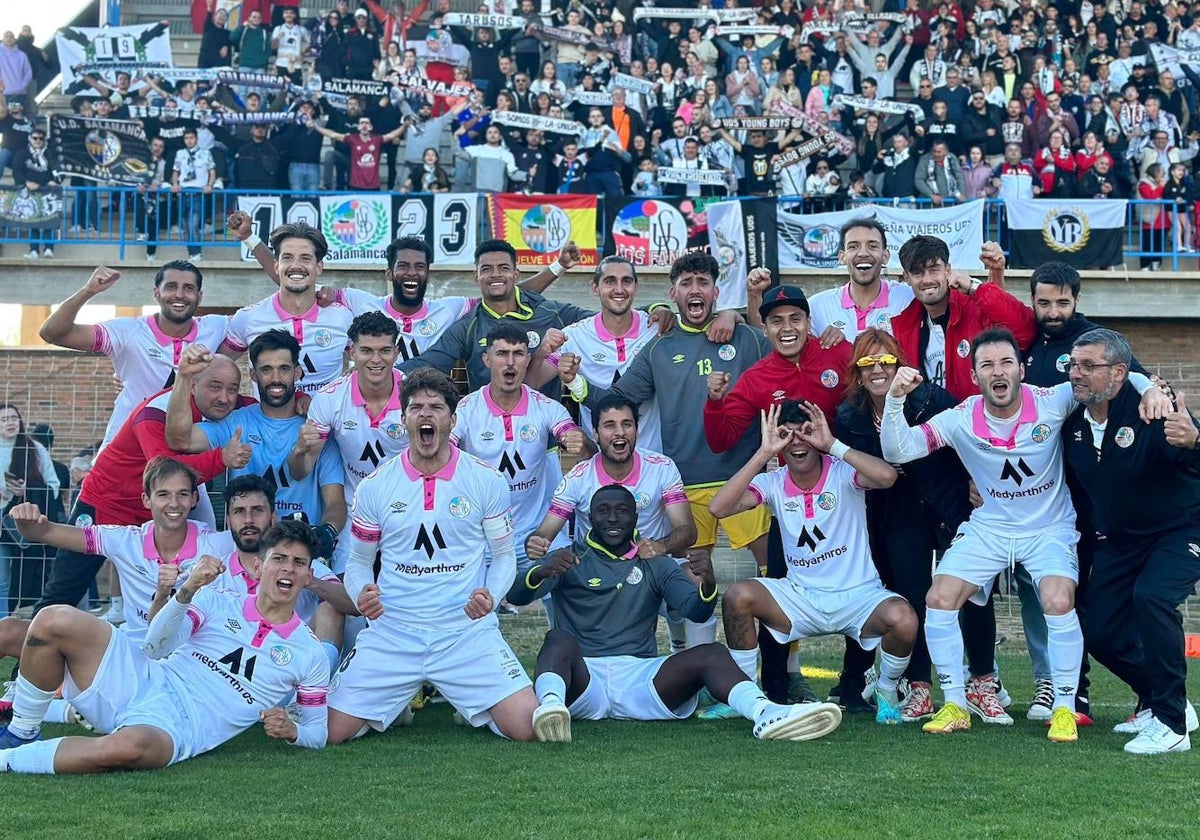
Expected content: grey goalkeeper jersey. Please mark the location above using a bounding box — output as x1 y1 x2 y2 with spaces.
577 322 769 488
508 535 716 658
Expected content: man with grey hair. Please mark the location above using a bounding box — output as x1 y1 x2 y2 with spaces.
1061 328 1200 755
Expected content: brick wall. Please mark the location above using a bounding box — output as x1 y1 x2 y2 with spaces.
2 319 1197 461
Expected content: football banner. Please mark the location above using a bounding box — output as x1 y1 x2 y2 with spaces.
237 193 478 265
490 194 598 267
604 196 721 269
1005 199 1128 269
657 167 728 186
707 199 778 311
492 111 583 136
49 116 155 185
778 201 984 270
443 13 527 28
611 73 656 95
0 187 64 229
57 22 173 95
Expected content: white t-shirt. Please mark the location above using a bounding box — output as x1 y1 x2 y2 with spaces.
272 23 309 67
924 316 948 389
548 448 688 541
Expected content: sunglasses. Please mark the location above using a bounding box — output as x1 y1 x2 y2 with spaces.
855 353 899 368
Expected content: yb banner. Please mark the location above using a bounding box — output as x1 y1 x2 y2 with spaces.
490 194 598 267
1005 199 1127 269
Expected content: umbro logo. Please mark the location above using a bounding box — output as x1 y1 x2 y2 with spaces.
390 501 407 513
225 619 242 632
1073 431 1083 441
591 352 607 362
672 354 686 364
343 421 358 430
999 457 1035 486
587 577 602 587
481 430 495 441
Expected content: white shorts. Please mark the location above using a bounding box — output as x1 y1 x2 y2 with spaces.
939 522 1079 606
62 625 151 735
328 616 531 730
569 655 697 721
757 577 902 650
115 672 204 765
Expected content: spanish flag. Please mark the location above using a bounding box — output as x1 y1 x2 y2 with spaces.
489 194 599 268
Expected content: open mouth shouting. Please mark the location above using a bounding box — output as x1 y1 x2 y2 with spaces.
417 422 436 446
275 574 295 595
685 294 708 321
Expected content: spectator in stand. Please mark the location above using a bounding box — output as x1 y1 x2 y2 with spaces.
846 27 910 97
0 403 59 618
531 61 567 106
961 88 1005 166
726 55 762 115
933 67 971 124
803 158 841 209
546 8 591 88
12 129 56 258
171 128 215 261
0 31 33 107
962 145 997 200
917 100 962 156
763 66 803 115
272 7 310 84
459 123 523 193
272 99 323 192
313 112 405 191
234 123 282 189
311 9 347 80
1163 161 1196 252
1138 128 1199 180
401 147 451 192
578 107 625 197
874 132 918 199
198 0 233 69
0 90 34 179
232 9 272 75
1138 162 1169 271
396 98 457 186
345 9 380 80
364 0 430 49
853 113 904 196
805 69 841 123
1034 129 1078 198
909 43 948 93
1035 90 1081 149
916 140 965 205
552 139 586 193
135 136 169 261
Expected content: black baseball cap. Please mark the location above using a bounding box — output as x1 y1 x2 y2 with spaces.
758 285 809 320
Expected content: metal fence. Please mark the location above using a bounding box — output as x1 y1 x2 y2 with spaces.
3 186 1197 269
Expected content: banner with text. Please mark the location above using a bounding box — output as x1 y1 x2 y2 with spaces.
1006 199 1127 269
603 196 721 269
490 194 598 267
49 116 156 185
57 22 173 95
707 199 778 311
0 187 64 229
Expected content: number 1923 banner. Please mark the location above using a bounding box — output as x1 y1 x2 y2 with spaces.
236 193 478 265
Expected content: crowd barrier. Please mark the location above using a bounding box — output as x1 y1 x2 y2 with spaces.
0 186 1196 270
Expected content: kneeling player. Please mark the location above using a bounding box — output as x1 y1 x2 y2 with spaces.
0 520 328 773
709 401 918 724
512 485 842 743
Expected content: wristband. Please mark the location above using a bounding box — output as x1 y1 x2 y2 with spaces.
244 233 262 250
566 375 587 401
829 440 850 460
548 259 566 278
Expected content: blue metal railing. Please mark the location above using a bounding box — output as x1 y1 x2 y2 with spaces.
1 186 1194 269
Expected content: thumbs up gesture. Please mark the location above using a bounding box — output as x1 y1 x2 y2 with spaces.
1165 392 1200 449
222 426 253 468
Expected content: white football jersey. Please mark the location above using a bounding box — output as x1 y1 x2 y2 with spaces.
197 549 339 626
222 293 355 393
349 447 512 632
807 281 913 341
547 448 688 541
308 369 409 499
339 287 475 362
162 588 327 754
92 314 230 446
81 521 229 644
749 457 880 593
918 383 1077 536
558 311 662 452
452 384 578 542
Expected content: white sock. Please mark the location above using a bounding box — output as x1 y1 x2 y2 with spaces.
877 650 910 697
685 616 717 648
787 642 800 674
10 675 56 739
1045 610 1083 711
925 608 967 709
666 616 687 652
322 641 342 676
0 737 62 774
110 596 124 611
44 699 75 725
729 646 759 683
727 680 769 721
534 672 567 706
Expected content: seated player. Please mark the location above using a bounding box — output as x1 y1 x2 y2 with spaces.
0 521 329 773
709 401 919 724
511 485 843 743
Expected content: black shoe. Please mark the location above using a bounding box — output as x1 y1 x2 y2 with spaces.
787 673 819 704
827 681 842 704
840 683 875 714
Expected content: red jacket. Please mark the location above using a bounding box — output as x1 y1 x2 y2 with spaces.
703 339 853 453
78 390 248 525
888 282 1037 401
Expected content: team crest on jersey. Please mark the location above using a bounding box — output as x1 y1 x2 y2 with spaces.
587 577 602 588
449 496 472 518
269 644 292 666
314 329 333 348
718 344 737 361
519 423 538 442
672 354 686 364
418 319 437 336
626 566 643 585
1115 426 1135 448
821 370 839 388
1056 353 1071 373
385 423 405 440
1031 423 1051 443
390 501 408 513
634 491 651 510
874 314 892 331
956 340 970 358
817 492 836 511
527 331 542 349
225 619 242 632
74 513 94 527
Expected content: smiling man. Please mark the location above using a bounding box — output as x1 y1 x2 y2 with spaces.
0 520 330 772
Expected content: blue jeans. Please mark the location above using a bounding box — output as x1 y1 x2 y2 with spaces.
179 191 205 257
289 162 319 193
0 541 11 620
0 148 11 178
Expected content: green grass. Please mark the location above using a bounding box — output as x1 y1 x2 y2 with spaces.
4 618 1200 840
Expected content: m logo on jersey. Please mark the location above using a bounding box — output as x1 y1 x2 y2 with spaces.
999 457 1035 486
497 450 527 479
413 523 447 559
360 440 386 468
796 525 826 551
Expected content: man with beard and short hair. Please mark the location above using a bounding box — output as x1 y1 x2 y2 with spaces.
166 331 347 556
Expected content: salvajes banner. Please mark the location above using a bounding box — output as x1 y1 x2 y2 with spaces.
236 193 478 266
0 187 64 229
57 22 173 95
490 194 598 267
1005 199 1127 269
777 201 984 270
603 196 720 269
49 116 155 185
707 199 778 311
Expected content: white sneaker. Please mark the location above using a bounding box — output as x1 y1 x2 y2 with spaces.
1027 678 1054 722
42 249 53 259
754 702 842 741
190 254 203 262
532 701 571 742
24 250 37 259
103 602 125 626
1115 702 1198 734
1124 717 1191 755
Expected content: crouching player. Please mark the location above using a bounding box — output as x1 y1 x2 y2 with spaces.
513 484 843 743
708 401 919 724
0 521 329 773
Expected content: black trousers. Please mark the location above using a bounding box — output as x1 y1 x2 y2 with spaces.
33 500 106 615
1085 528 1200 735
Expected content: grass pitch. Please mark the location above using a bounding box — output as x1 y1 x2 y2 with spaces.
4 611 1199 840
